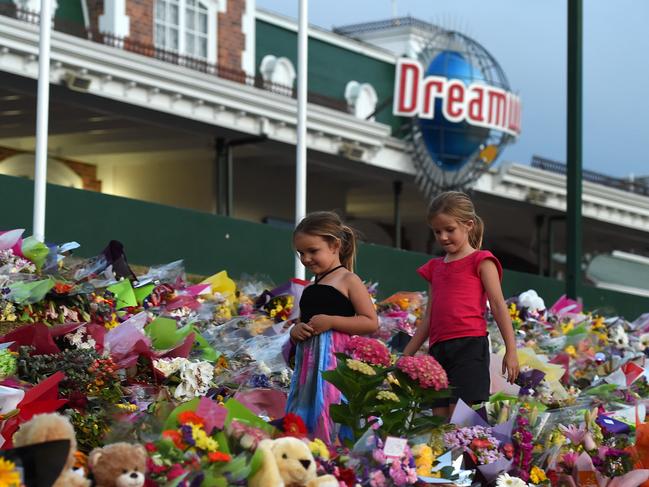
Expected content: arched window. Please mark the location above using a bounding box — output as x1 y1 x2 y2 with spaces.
154 0 217 62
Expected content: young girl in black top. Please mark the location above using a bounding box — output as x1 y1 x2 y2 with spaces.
286 211 378 443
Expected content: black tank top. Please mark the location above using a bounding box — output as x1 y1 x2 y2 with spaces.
299 265 356 322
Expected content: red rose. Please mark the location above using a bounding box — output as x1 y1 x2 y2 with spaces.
502 443 514 459
336 467 357 487
470 438 493 450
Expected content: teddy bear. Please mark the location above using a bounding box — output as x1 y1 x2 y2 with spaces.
12 412 90 487
88 442 147 487
248 437 339 487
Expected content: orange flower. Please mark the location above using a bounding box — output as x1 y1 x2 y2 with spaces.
178 411 205 427
208 451 231 463
53 282 73 294
162 430 186 450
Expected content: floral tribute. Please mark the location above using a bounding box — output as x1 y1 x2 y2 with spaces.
323 338 451 441
146 403 261 486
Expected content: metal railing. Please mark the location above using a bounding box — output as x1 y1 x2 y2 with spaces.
0 5 349 113
531 155 649 197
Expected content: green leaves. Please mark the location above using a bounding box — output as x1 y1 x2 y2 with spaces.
323 353 451 442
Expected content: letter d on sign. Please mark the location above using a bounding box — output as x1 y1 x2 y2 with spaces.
393 58 422 116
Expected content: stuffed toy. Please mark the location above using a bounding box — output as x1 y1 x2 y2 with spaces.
248 437 338 487
88 442 147 487
12 412 90 487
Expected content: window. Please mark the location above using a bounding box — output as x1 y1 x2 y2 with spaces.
155 0 214 61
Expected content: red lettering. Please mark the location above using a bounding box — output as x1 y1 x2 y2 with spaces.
467 85 485 122
394 59 421 116
445 81 465 120
420 77 445 119
487 89 507 127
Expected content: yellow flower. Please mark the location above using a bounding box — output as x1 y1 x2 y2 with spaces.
309 438 329 460
564 345 576 357
412 444 435 476
0 458 20 487
346 359 376 376
561 321 574 334
376 390 399 402
115 403 138 412
387 373 400 386
529 466 547 484
591 316 605 330
509 303 520 320
104 313 120 330
191 424 219 452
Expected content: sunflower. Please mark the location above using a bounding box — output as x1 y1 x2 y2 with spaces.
0 458 20 487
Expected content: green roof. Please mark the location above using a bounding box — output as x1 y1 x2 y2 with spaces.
255 19 402 131
56 0 85 25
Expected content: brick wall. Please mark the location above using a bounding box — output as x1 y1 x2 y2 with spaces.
85 0 103 35
126 0 154 45
218 0 245 75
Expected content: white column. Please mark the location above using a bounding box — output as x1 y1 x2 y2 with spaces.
99 0 130 38
294 0 308 279
32 0 54 242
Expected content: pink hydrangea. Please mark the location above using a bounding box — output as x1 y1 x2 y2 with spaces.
345 336 391 367
396 355 448 390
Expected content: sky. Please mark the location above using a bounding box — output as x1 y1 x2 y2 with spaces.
256 0 649 178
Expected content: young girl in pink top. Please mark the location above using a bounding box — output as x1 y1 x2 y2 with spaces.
403 191 519 417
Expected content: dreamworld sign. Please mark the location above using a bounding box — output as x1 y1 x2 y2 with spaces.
393 58 522 137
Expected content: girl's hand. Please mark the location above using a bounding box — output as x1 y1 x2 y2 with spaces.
307 314 332 334
290 322 314 342
502 350 520 384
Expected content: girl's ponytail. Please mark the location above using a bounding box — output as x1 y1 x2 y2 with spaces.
469 214 484 249
339 225 357 271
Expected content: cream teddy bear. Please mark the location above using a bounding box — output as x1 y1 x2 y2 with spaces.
248 437 339 487
12 413 90 487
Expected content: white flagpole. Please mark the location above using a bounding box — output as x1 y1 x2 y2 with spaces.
294 0 308 279
33 0 53 242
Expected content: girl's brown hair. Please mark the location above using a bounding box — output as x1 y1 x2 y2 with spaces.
427 191 484 249
294 211 357 271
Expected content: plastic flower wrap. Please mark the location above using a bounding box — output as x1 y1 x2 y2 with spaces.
374 292 425 342
347 430 418 486
447 400 514 483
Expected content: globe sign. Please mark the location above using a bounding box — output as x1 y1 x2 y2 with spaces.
393 29 521 199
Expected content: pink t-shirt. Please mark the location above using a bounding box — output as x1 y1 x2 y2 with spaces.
417 250 502 345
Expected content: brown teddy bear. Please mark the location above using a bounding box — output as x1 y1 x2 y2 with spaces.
88 442 147 487
248 437 339 487
12 412 90 487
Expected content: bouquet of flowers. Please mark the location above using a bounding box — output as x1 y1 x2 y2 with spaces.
153 357 215 401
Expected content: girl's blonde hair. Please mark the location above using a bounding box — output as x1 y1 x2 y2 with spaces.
294 211 357 271
428 191 484 249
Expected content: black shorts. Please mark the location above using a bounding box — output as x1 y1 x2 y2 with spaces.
429 336 490 407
